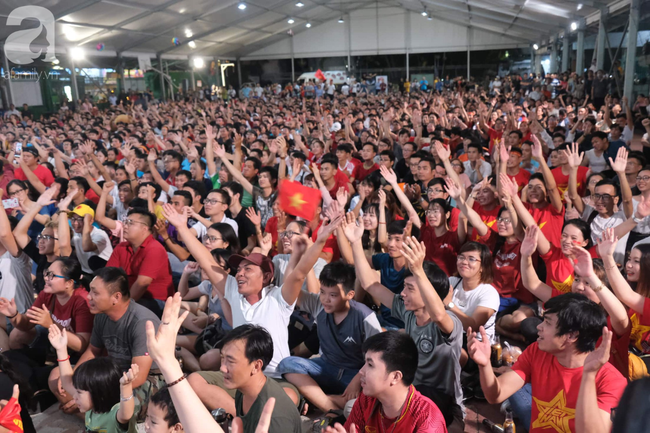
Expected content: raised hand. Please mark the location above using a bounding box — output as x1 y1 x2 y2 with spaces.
569 245 596 280
434 141 450 161
245 207 261 227
583 327 612 373
521 225 540 257
608 147 628 173
379 165 398 185
153 219 168 237
183 262 200 274
596 227 618 258
400 236 426 274
0 298 17 319
162 203 187 228
530 139 544 160
444 177 463 200
336 187 349 209
467 326 492 367
636 195 650 219
36 186 58 207
48 325 68 352
213 142 226 159
498 142 511 164
317 213 343 242
378 188 387 207
260 232 273 254
499 173 518 199
342 212 364 244
562 142 584 169
25 304 53 328
102 181 115 194
119 364 140 386
145 293 189 367
147 149 158 163
57 188 78 211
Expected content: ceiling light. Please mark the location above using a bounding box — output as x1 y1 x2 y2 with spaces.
238 3 247 10
63 26 78 41
427 16 432 20
296 2 304 6
70 47 84 61
533 43 539 50
576 3 583 10
287 18 295 24
421 11 428 16
179 8 185 13
185 29 193 38
188 40 196 48
338 17 344 23
193 57 204 68
570 21 578 31
305 22 311 28
52 58 60 65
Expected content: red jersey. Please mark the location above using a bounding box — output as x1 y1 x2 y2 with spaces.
540 244 574 294
552 166 589 201
345 386 447 433
486 233 535 303
15 164 55 187
512 342 626 433
312 221 340 262
85 188 100 205
353 162 379 184
420 226 460 277
324 170 350 200
508 168 531 192
469 202 500 242
33 288 93 334
106 235 173 300
524 202 565 247
486 127 504 153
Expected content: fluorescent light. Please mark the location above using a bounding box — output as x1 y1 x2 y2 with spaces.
571 21 578 31
427 16 432 20
577 3 583 10
238 3 247 10
185 29 193 38
70 47 84 61
288 18 294 24
193 57 204 68
533 43 539 50
188 40 196 48
338 17 344 23
296 2 304 6
305 23 311 28
52 58 60 65
63 26 78 41
421 11 428 16
179 8 185 13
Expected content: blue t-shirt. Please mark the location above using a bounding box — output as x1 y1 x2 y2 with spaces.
372 253 406 329
604 141 627 164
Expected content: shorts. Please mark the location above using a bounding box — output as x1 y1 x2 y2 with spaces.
134 372 167 422
196 371 300 404
277 356 357 395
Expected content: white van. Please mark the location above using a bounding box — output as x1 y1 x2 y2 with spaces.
297 70 348 85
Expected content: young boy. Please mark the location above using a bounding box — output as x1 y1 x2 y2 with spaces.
278 255 382 412
145 387 183 433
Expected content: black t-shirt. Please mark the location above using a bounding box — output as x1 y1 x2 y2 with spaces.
394 158 409 182
0 372 35 433
229 207 257 251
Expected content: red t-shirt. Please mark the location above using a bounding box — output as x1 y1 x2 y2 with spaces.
15 165 55 187
353 162 379 184
311 221 340 262
345 386 447 433
508 168 531 192
627 297 650 355
540 244 574 294
552 166 589 201
106 235 173 300
420 226 460 277
469 202 500 242
264 216 279 257
33 288 93 334
487 127 504 153
485 233 535 303
524 202 565 247
326 170 350 200
85 188 100 205
512 342 626 433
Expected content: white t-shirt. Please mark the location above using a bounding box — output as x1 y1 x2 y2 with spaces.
0 251 34 313
582 205 629 265
224 275 295 378
272 254 327 292
449 276 500 344
191 215 238 239
73 227 114 274
341 85 350 96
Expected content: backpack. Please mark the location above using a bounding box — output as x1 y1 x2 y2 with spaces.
194 318 229 356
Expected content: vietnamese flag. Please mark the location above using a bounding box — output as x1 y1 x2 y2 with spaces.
278 180 321 220
315 69 326 81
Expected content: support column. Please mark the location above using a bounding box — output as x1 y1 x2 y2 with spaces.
576 30 585 75
530 47 535 74
165 60 173 101
535 54 542 75
2 52 13 106
346 13 351 76
467 27 471 80
237 58 242 88
405 12 410 81
550 39 558 73
562 34 570 72
190 66 196 92
596 7 607 70
624 0 639 101
70 59 79 102
117 54 126 94
157 55 165 101
290 36 295 82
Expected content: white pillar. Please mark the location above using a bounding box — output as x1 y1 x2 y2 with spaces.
405 11 410 81
290 36 295 82
624 0 639 101
562 35 570 72
237 58 242 87
3 53 13 106
535 54 542 75
467 27 471 80
70 59 79 102
596 7 607 70
190 67 196 91
550 40 558 73
157 55 165 101
576 30 585 75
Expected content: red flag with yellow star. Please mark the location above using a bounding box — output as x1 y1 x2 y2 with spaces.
278 180 321 220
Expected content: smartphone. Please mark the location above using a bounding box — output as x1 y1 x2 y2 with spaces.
14 142 22 153
2 198 18 209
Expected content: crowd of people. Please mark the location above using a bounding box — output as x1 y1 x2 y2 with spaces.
0 69 648 433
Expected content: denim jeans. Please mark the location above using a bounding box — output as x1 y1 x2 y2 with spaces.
508 383 532 430
277 356 358 395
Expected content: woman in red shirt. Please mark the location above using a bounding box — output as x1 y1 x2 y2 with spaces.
419 198 465 277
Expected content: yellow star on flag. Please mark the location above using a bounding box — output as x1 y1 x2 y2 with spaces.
532 390 576 433
290 193 307 209
629 313 650 352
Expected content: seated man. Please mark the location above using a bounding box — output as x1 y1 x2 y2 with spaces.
277 250 382 413
325 331 447 433
63 203 113 278
219 324 302 433
467 293 627 433
47 267 162 420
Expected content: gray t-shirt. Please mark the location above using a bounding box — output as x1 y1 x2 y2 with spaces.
273 254 327 292
235 377 301 433
391 294 464 411
90 300 161 371
197 280 232 330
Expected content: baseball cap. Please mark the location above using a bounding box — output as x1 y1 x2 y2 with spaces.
68 204 94 219
228 253 274 279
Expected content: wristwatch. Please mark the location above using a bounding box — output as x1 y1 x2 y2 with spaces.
445 302 455 310
633 215 645 224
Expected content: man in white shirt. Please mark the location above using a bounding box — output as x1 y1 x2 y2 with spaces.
341 83 350 96
67 204 113 275
326 80 335 97
463 143 492 184
189 189 238 239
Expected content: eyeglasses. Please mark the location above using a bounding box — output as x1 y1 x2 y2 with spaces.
204 199 225 205
123 218 149 228
425 209 442 216
7 189 24 197
37 234 58 242
70 217 84 223
457 255 481 264
44 271 67 281
636 175 650 182
279 231 300 239
497 217 512 224
202 235 223 243
451 163 462 168
593 193 614 202
427 188 445 194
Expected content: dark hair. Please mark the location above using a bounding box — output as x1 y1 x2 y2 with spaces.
509 146 523 156
72 357 121 413
387 219 420 240
592 131 609 141
320 154 338 168
428 198 451 221
361 203 384 253
594 178 620 198
563 218 592 249
509 130 523 140
127 207 156 230
6 179 27 194
208 222 241 254
319 261 356 293
138 182 161 202
172 190 192 206
379 150 395 162
628 152 647 167
633 244 650 298
207 189 231 207
418 156 435 170
363 143 378 154
245 157 262 171
362 331 418 386
184 180 207 201
543 293 607 353
150 387 180 427
218 324 274 370
0 353 32 405
291 151 307 162
259 166 278 187
70 176 90 194
613 378 650 431
336 143 353 154
222 181 243 200
94 267 130 298
52 257 84 289
175 169 192 181
403 261 450 299
458 241 494 283
163 150 183 164
467 142 483 153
